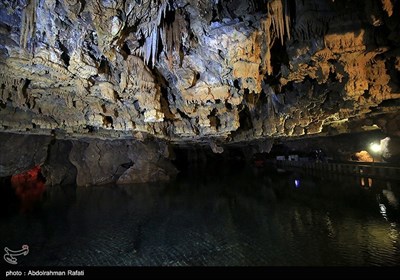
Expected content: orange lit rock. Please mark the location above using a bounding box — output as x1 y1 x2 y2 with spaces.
354 150 374 162
11 166 46 212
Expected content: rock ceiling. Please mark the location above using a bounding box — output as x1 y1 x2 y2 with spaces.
0 0 399 146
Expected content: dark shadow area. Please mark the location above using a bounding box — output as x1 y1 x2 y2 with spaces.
1 165 399 266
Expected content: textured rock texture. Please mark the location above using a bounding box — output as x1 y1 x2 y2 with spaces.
0 133 51 176
41 140 77 186
0 132 177 186
0 0 399 146
69 138 177 186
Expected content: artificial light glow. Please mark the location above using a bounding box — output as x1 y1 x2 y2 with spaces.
370 143 381 153
379 203 388 221
379 204 386 214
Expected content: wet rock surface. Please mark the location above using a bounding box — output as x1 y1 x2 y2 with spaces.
41 140 76 186
0 132 177 186
69 138 178 186
0 133 51 177
0 0 398 145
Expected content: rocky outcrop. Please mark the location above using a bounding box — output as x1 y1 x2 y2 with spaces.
0 0 399 146
381 136 400 163
0 132 51 177
68 138 178 186
0 132 177 186
41 140 77 186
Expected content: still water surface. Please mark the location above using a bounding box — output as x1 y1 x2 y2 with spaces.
1 167 399 266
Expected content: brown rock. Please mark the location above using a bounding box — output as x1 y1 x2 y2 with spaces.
0 0 398 148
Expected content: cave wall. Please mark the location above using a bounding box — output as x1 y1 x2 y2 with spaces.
0 132 177 186
41 139 77 186
0 132 51 177
68 138 178 186
0 0 398 145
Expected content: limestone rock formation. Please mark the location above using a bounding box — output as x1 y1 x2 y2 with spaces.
67 138 178 186
0 132 177 186
0 133 51 177
381 136 400 162
41 140 77 186
0 0 399 146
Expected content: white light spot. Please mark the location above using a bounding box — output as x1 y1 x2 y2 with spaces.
370 143 381 153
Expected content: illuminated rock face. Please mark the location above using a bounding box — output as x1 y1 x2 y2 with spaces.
0 133 178 186
11 165 46 212
0 0 399 145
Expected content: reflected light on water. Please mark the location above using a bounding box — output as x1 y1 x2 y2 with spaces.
389 223 399 244
379 203 388 221
325 213 335 238
383 189 399 209
1 169 399 266
360 177 373 188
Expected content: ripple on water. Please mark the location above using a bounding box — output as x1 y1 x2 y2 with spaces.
1 171 399 266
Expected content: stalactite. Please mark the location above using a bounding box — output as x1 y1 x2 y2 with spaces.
20 0 36 50
263 0 290 75
284 0 291 41
144 30 152 66
140 1 187 68
160 26 166 53
151 26 158 67
141 0 170 68
157 0 168 25
264 0 291 46
381 0 394 17
262 17 273 75
268 0 285 45
166 22 174 59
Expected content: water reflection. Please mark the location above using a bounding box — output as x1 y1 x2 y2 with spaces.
379 202 388 221
383 188 399 209
10 166 46 213
0 168 399 266
360 177 373 188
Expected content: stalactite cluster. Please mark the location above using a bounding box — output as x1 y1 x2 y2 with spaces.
0 0 398 145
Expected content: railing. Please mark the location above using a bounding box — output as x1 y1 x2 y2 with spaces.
275 160 400 180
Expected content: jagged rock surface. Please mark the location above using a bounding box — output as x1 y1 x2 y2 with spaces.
69 139 178 186
0 132 177 186
0 0 399 145
41 140 77 186
0 133 51 176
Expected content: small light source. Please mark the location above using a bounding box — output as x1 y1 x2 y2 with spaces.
379 204 386 214
294 179 300 188
370 143 381 153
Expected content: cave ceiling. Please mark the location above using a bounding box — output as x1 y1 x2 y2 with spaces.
0 0 399 147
